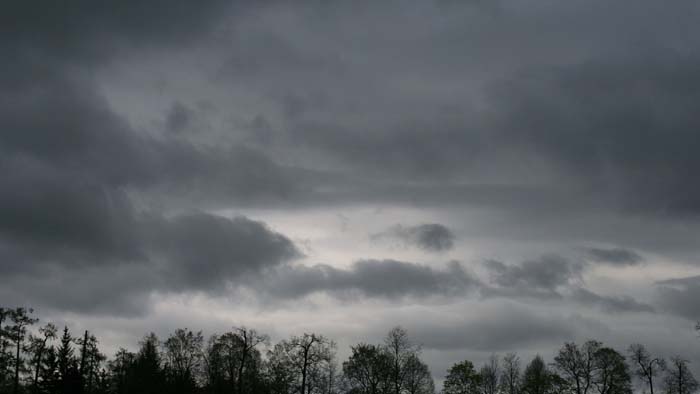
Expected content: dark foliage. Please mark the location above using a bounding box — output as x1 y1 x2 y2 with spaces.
1 307 697 394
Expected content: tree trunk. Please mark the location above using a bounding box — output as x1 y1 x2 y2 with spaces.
33 341 46 393
14 332 21 394
237 348 246 394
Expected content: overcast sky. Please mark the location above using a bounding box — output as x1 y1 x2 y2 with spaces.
3 0 700 387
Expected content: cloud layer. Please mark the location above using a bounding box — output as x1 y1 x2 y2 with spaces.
3 0 700 384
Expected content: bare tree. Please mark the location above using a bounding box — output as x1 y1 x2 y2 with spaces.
234 327 268 394
385 326 420 394
628 344 664 394
664 357 698 394
553 340 601 394
28 323 57 393
480 355 500 394
271 333 334 394
500 353 521 394
163 328 204 390
403 354 434 394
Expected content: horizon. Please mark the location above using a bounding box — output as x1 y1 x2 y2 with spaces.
2 1 700 393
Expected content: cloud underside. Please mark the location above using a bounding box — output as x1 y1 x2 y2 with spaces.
0 0 698 327
371 224 456 252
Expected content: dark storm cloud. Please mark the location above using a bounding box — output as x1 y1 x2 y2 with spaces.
0 54 306 275
482 256 584 298
0 157 141 265
166 101 196 134
0 212 301 315
3 0 700 323
260 260 479 300
147 214 301 291
206 0 700 219
1 0 234 62
570 288 654 314
584 247 643 266
656 276 700 321
486 51 700 215
372 224 455 252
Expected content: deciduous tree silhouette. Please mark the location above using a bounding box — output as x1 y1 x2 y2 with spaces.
442 360 480 394
28 322 57 393
480 355 499 394
500 353 521 394
163 328 204 394
664 357 698 394
385 326 420 394
593 347 632 394
343 343 392 394
553 340 601 394
3 305 700 394
628 343 664 394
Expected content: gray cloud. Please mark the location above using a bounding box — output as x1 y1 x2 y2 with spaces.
372 224 456 252
482 255 583 298
2 1 700 381
569 287 654 314
166 101 196 134
147 214 301 292
481 256 653 314
584 247 643 266
259 259 479 300
0 212 300 315
1 0 234 64
656 276 700 321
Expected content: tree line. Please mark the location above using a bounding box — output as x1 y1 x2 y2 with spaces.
0 307 697 394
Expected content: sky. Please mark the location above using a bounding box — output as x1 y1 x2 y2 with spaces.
3 0 700 387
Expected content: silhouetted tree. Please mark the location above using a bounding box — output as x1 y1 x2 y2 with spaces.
664 357 698 394
266 341 296 394
500 353 521 394
480 355 499 394
628 344 664 394
343 343 392 394
39 345 60 394
520 356 555 394
77 330 105 394
269 333 334 394
133 333 165 394
108 348 135 394
592 347 631 394
27 323 57 393
0 307 11 391
238 328 268 394
5 305 700 394
442 360 480 394
385 326 420 394
403 354 434 394
203 334 228 393
8 308 39 394
554 341 602 394
162 328 203 394
56 326 82 394
204 328 267 394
